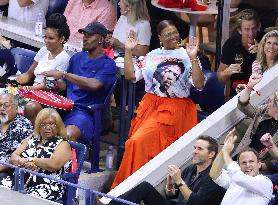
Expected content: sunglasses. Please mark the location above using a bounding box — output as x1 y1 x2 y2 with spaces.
162 31 179 39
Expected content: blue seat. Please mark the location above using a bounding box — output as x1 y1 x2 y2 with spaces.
0 49 17 84
46 0 69 19
10 47 36 74
189 70 225 121
61 141 86 205
80 78 118 172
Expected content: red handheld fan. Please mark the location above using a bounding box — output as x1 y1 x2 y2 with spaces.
18 88 74 110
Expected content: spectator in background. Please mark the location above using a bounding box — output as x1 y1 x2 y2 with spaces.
97 136 225 205
210 130 273 205
0 0 8 16
231 0 278 32
8 0 49 24
252 30 278 74
234 74 278 159
64 0 116 41
106 0 151 57
146 0 189 51
0 94 33 172
217 9 261 99
42 22 117 142
16 13 70 91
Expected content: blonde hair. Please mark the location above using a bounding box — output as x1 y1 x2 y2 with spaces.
34 108 67 139
124 0 150 24
230 9 260 33
257 30 278 71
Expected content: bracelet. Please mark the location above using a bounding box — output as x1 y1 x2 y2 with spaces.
267 144 274 149
190 58 198 63
27 157 36 165
246 84 261 96
245 84 253 91
62 71 67 79
175 180 186 188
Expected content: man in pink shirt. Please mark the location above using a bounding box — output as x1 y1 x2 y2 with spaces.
64 0 116 40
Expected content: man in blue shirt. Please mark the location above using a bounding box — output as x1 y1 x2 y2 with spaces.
43 22 117 141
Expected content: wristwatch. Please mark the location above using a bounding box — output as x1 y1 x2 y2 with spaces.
175 180 186 188
62 70 67 79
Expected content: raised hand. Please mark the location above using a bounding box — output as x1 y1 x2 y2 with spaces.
167 164 182 184
226 64 242 75
222 128 237 155
247 73 263 89
125 30 138 50
248 39 258 54
186 36 199 60
260 133 274 148
252 60 262 74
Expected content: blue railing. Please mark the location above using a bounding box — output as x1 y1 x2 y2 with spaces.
0 161 138 205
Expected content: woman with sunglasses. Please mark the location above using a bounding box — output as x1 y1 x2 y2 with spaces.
111 20 205 188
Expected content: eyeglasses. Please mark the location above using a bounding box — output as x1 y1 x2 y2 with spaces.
0 102 15 109
162 31 179 39
40 122 57 129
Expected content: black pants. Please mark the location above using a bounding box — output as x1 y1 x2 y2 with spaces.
110 181 171 205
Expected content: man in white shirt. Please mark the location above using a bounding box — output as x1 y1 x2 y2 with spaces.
210 129 273 205
8 0 49 23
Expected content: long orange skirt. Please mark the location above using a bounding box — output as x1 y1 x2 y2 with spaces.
111 93 197 189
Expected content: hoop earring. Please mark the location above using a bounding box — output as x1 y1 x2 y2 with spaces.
160 41 163 49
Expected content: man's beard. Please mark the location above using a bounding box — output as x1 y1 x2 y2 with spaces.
0 113 8 124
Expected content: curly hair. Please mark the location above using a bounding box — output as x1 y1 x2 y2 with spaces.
256 30 278 71
46 13 70 43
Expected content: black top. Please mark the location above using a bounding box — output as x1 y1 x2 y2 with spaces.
251 118 278 152
221 33 256 83
221 33 258 97
168 164 225 205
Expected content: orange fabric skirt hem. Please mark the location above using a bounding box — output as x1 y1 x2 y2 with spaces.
111 93 197 189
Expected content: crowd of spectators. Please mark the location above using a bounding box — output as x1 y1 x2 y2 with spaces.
0 0 277 204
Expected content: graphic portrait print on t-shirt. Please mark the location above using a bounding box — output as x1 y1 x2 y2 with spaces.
133 48 203 98
151 60 185 97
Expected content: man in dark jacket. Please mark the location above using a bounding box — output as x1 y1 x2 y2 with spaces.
98 135 225 205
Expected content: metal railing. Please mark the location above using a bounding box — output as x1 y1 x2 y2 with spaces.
0 161 138 205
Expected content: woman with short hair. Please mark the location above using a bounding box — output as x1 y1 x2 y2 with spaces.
0 108 72 202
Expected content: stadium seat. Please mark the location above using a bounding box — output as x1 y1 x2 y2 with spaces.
61 141 86 205
189 69 225 121
10 47 36 74
46 0 69 19
79 78 118 172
